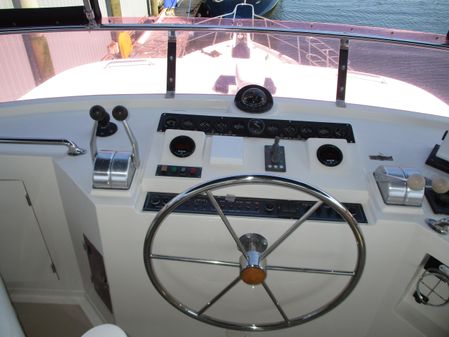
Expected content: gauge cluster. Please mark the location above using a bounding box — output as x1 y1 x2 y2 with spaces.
158 113 355 142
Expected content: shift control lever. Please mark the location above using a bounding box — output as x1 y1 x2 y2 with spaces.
112 105 140 168
90 105 139 190
264 136 286 172
89 105 107 161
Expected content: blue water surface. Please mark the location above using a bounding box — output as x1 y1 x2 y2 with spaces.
269 0 449 34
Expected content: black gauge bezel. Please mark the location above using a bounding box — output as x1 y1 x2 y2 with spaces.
234 84 273 113
317 144 343 167
169 136 196 158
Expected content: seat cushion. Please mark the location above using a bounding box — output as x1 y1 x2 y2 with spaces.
0 276 26 337
82 324 127 337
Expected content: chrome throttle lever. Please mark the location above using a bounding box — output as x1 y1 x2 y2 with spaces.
112 105 140 168
89 105 107 162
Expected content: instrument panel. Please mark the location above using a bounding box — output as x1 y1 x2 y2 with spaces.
143 192 368 223
157 113 356 142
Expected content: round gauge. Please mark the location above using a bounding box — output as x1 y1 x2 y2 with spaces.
170 136 196 158
247 119 265 136
234 84 273 113
317 144 343 167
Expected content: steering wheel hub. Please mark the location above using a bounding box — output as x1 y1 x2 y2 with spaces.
239 233 268 285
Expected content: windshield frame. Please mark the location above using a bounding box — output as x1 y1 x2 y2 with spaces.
0 6 448 110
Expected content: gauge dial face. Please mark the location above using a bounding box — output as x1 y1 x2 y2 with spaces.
247 119 265 136
170 136 196 158
235 85 273 113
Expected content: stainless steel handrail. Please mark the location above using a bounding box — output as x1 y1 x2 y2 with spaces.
0 137 86 156
0 23 448 50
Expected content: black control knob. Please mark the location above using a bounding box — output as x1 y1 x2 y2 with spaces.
89 105 108 122
112 105 129 121
90 105 117 137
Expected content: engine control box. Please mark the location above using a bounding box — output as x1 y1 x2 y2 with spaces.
374 165 424 206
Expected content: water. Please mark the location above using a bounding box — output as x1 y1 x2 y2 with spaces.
269 0 449 34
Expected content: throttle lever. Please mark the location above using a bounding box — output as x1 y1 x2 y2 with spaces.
89 104 138 190
112 105 140 168
89 105 106 162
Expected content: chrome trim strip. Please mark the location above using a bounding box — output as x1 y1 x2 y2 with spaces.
0 137 86 156
1 23 447 50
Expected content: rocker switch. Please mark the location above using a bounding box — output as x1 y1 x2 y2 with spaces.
265 137 286 172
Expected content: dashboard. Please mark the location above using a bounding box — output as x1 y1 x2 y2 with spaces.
1 87 449 337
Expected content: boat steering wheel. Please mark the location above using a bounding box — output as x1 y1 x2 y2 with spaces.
143 175 366 331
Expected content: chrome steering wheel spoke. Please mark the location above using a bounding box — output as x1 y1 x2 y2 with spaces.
205 190 249 260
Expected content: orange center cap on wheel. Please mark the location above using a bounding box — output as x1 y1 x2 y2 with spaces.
240 267 266 285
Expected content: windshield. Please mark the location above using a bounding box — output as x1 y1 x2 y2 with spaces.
0 1 448 115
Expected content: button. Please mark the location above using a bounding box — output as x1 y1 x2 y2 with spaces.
160 165 168 173
180 167 187 175
169 166 178 174
190 167 197 175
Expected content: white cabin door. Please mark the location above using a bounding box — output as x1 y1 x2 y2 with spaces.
0 180 57 284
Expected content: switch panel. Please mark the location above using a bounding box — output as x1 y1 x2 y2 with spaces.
143 192 367 223
156 165 202 178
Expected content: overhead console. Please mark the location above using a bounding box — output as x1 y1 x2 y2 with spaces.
157 113 356 142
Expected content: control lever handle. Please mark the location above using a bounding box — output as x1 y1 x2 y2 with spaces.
89 105 108 122
375 171 425 191
426 217 449 235
89 105 106 162
112 105 140 168
88 104 119 161
112 105 128 121
264 137 286 172
431 175 449 194
270 136 281 164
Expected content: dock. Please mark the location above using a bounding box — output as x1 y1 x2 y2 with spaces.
173 0 203 17
132 0 211 58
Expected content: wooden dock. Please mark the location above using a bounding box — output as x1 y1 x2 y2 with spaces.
173 0 203 17
132 0 211 58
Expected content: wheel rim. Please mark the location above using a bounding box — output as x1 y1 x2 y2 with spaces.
143 174 366 331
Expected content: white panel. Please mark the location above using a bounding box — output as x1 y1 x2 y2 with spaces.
0 1 13 9
210 136 244 167
0 180 56 283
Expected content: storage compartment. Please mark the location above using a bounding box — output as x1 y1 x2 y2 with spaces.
0 180 57 285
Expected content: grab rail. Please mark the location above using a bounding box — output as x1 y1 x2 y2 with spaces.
0 138 86 156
